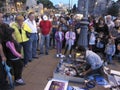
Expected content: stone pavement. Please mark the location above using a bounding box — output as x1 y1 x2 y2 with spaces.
15 49 59 90
15 49 120 90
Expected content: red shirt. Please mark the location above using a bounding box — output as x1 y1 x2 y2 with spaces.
39 20 52 35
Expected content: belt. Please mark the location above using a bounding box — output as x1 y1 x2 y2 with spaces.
31 33 37 34
10 58 20 60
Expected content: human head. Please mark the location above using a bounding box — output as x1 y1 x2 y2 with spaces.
117 43 120 51
106 15 112 22
0 13 3 24
28 12 35 21
58 25 62 31
99 32 104 38
98 17 105 25
15 15 24 26
76 45 86 55
114 19 120 27
108 38 115 44
53 16 57 21
69 25 74 31
42 15 48 21
89 24 94 32
4 27 14 42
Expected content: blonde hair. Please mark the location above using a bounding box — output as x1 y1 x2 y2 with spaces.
15 15 24 22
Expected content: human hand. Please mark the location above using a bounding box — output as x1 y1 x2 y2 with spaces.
2 56 6 61
19 55 23 59
82 71 87 76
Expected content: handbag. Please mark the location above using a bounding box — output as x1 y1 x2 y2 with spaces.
2 61 14 88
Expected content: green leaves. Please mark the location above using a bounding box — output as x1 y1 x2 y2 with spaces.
107 2 119 16
37 0 54 8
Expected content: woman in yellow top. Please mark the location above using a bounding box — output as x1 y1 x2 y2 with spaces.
10 15 32 66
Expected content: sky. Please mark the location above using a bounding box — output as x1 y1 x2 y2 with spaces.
50 0 118 6
50 0 78 6
113 0 118 2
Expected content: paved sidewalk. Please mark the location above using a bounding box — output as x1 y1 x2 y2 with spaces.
15 49 120 90
15 49 59 90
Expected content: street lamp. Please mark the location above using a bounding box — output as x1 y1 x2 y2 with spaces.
78 0 89 48
69 0 73 12
84 0 89 18
69 0 70 10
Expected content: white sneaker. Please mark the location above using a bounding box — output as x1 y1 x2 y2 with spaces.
60 55 65 58
69 54 72 58
15 79 25 85
16 79 24 83
56 54 59 58
59 53 62 57
104 62 108 66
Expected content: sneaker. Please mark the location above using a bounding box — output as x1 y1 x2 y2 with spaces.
15 79 25 86
69 54 72 58
104 62 108 66
32 56 39 59
39 52 44 55
60 55 65 58
29 60 32 62
59 53 62 57
45 52 49 55
56 54 59 58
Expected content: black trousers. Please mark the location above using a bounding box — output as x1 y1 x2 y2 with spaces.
8 59 24 80
85 65 105 78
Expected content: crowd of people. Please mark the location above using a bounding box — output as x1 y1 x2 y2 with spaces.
0 11 120 90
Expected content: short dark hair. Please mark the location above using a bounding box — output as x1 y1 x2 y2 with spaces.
76 45 86 53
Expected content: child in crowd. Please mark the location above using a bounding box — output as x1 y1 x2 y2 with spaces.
116 43 120 62
64 25 76 58
104 38 116 64
88 25 97 51
55 26 64 58
95 32 105 54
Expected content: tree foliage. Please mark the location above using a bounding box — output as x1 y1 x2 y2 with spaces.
12 0 26 4
37 0 54 8
12 0 27 11
20 0 27 3
107 2 119 16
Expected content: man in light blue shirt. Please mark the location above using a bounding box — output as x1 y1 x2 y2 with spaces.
76 46 104 76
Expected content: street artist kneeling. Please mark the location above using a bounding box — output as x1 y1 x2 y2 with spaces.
76 45 104 77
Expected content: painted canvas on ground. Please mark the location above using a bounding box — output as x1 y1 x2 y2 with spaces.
44 79 68 90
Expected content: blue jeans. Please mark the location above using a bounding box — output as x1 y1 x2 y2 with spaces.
29 33 38 59
106 54 112 63
40 34 50 53
50 28 57 47
20 40 31 65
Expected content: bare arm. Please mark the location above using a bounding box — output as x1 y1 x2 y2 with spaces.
0 44 6 61
6 41 22 58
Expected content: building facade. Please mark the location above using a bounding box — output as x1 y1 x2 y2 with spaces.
78 0 112 16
